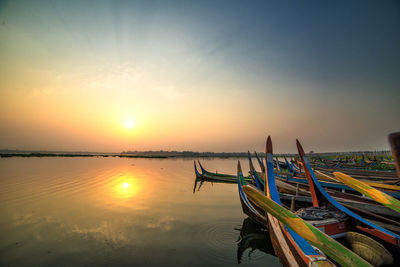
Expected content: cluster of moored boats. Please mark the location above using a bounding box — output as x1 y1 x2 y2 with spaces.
193 136 400 267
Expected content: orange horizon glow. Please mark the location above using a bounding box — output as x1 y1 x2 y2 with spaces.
0 1 398 153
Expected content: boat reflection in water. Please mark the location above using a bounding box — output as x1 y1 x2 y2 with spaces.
194 176 278 265
236 217 276 264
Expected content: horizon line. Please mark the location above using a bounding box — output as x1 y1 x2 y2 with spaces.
0 148 392 155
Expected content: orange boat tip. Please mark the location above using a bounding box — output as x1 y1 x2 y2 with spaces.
296 139 305 158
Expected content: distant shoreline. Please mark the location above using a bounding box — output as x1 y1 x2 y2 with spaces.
0 150 391 158
0 153 250 159
0 153 170 158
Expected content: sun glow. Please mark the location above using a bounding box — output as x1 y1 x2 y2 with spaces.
123 119 135 129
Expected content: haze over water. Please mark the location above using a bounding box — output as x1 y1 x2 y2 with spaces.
0 157 280 267
1 0 399 153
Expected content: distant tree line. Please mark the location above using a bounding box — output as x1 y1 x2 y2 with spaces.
0 149 392 158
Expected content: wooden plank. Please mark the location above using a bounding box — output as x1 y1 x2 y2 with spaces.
267 214 300 267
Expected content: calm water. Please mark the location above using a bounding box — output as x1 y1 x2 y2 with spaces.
0 157 281 267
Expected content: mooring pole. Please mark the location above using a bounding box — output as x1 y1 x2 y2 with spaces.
389 132 400 179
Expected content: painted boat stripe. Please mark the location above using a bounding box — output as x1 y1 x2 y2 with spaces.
303 157 400 242
266 153 318 256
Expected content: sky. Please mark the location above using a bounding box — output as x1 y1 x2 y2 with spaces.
0 0 399 153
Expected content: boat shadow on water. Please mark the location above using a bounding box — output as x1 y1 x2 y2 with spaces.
192 175 278 264
236 217 276 264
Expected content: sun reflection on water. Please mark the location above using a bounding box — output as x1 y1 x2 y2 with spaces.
113 176 140 199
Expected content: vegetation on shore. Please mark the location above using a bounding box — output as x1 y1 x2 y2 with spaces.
0 149 393 161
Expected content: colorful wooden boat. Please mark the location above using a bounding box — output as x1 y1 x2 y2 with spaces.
243 185 371 267
198 160 236 179
313 171 400 192
247 152 263 190
275 174 400 199
195 160 252 183
265 137 348 239
284 156 295 173
263 137 341 266
197 158 400 219
297 139 398 265
249 153 400 219
248 136 371 266
237 161 268 226
238 159 335 266
254 151 265 173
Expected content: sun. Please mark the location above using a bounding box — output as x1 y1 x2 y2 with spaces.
123 119 135 129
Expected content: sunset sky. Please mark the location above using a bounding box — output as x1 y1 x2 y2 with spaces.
0 0 399 153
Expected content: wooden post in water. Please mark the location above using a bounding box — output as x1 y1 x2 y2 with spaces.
389 132 400 179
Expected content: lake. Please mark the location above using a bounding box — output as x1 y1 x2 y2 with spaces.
0 157 281 267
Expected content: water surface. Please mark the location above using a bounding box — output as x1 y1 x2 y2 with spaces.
0 157 280 266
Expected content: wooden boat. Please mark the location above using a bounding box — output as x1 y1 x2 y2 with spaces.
278 192 400 219
238 160 336 266
194 160 252 183
247 152 263 190
254 151 265 173
316 171 400 191
275 173 400 199
310 154 396 171
248 152 312 197
198 160 236 179
245 139 342 266
315 167 398 181
297 139 398 265
237 161 269 226
333 172 400 214
194 155 400 220
242 136 370 266
197 157 400 219
243 186 371 267
273 173 400 220
275 157 282 172
283 156 295 173
263 166 400 220
265 138 349 238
